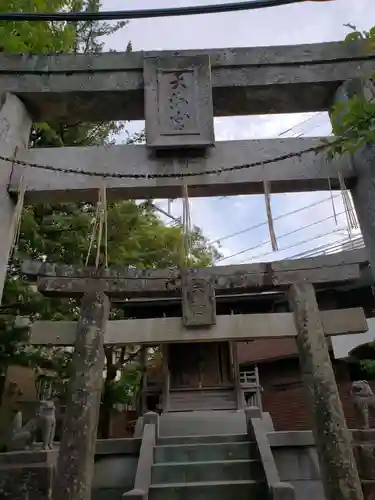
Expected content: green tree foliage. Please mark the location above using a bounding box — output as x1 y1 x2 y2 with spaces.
0 1 76 53
360 355 375 378
329 25 375 157
329 24 375 377
0 2 220 437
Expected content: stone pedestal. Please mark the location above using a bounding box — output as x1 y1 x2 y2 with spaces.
352 430 375 499
0 449 55 500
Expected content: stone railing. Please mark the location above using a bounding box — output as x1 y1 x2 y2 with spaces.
123 412 158 500
246 408 295 500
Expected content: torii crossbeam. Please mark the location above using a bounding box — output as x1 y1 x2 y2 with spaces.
21 248 364 298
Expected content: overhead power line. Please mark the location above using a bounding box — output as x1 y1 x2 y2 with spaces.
210 194 341 245
152 204 180 222
237 226 347 264
287 233 364 260
0 1 318 22
218 209 346 263
277 112 325 138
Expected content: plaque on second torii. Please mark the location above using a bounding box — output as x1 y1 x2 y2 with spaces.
181 271 216 327
21 254 360 329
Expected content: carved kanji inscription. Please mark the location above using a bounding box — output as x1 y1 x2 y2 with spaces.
181 271 216 328
160 69 196 133
144 55 214 150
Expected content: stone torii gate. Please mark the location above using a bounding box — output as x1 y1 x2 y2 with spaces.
0 40 374 500
23 251 367 500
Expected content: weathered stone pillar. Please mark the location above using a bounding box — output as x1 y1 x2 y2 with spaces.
0 93 32 303
140 346 148 414
51 291 110 500
162 345 170 413
288 282 363 500
331 79 375 275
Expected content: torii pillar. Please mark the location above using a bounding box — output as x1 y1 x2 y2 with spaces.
0 92 32 303
331 79 375 277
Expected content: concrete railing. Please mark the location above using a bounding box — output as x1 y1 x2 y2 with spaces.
123 412 158 500
247 411 295 500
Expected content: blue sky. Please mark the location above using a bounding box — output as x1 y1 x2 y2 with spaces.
101 0 372 264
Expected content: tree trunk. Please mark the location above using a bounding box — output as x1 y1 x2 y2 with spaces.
98 361 117 439
0 372 7 407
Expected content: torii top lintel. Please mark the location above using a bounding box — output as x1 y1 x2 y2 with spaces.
21 249 365 299
0 41 373 123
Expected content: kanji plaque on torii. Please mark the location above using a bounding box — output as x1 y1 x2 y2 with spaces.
181 271 216 327
144 55 215 150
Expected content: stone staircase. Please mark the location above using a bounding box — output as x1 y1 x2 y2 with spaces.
168 388 237 412
149 433 269 500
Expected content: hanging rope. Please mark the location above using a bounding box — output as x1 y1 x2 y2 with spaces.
85 183 109 269
9 175 26 261
180 180 192 267
180 159 192 269
263 180 278 252
85 197 101 267
337 166 358 233
327 178 338 225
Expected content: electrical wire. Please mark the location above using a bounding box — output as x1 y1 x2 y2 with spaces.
0 0 312 22
208 114 330 203
210 194 341 245
217 209 346 262
152 204 180 222
287 233 364 259
277 112 325 137
238 226 347 264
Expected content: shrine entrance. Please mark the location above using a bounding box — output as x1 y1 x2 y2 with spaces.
168 342 232 389
164 341 238 412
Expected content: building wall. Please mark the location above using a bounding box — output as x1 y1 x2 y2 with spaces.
0 365 38 434
258 357 375 431
4 357 373 437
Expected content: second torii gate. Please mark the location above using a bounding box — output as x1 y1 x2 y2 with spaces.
23 250 367 500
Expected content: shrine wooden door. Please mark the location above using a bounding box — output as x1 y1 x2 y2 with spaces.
168 342 232 389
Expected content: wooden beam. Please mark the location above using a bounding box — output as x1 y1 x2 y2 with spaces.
29 308 368 346
21 250 363 298
9 138 354 202
0 42 374 121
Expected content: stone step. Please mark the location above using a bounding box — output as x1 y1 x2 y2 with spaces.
157 433 248 446
169 389 237 412
158 410 247 437
154 442 258 464
152 459 264 484
149 480 267 500
362 479 375 498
